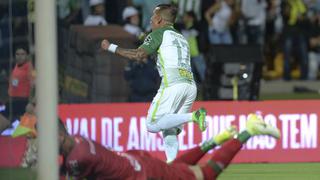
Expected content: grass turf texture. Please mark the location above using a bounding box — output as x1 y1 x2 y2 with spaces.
1 163 319 179
219 163 320 180
0 168 36 180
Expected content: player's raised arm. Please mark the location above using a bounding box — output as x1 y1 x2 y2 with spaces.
100 39 148 62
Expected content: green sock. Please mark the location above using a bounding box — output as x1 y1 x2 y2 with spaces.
237 131 251 144
201 139 217 153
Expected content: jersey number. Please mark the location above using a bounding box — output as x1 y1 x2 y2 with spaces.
172 38 190 69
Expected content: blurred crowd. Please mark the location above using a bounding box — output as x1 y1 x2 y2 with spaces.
1 0 320 78
56 0 320 82
0 0 320 103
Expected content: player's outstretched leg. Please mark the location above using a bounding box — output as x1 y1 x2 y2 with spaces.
191 108 207 132
200 113 280 180
147 108 208 134
172 126 237 165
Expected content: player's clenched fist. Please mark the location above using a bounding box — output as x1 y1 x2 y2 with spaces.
101 39 110 51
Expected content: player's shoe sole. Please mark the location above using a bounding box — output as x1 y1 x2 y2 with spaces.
192 108 207 132
246 113 280 139
213 125 238 145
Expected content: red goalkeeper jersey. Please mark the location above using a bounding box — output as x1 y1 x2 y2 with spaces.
65 136 196 180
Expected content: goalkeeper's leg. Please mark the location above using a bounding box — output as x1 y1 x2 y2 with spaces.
200 114 280 180
172 126 237 165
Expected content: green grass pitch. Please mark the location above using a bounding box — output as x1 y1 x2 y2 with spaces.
219 163 320 180
1 163 319 179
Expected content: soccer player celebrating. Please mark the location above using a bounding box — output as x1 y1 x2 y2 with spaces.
101 4 206 162
60 114 280 179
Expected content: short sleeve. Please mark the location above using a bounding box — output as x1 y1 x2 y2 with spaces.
139 29 163 55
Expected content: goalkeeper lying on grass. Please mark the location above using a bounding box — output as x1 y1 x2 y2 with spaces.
8 110 280 179
58 114 280 180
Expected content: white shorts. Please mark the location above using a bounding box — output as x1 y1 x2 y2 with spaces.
146 82 197 125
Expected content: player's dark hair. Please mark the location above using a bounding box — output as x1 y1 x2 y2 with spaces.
156 4 178 23
15 45 29 54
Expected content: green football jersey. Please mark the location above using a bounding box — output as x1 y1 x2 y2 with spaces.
140 26 194 87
